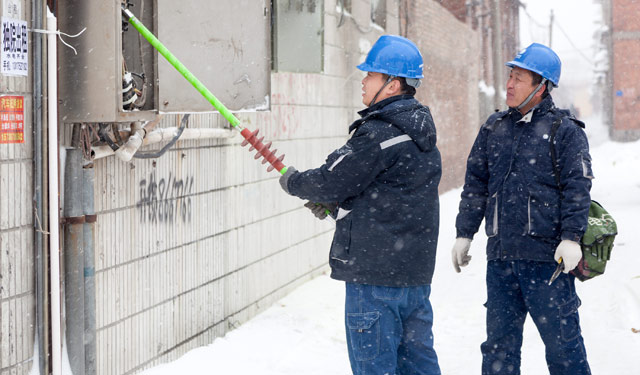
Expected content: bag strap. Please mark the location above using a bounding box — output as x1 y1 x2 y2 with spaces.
549 118 563 191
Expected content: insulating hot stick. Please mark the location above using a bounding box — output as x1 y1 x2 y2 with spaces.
122 8 333 219
121 7 286 174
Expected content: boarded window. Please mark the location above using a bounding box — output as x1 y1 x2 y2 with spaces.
272 0 324 73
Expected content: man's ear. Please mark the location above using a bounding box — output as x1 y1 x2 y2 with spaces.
387 79 401 95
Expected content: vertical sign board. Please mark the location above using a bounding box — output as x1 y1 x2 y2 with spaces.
0 95 24 143
1 0 28 76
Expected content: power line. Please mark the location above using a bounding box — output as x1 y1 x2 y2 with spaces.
520 4 546 28
553 19 596 67
519 3 596 68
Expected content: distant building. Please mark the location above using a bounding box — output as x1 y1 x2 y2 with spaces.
404 0 520 190
600 0 640 141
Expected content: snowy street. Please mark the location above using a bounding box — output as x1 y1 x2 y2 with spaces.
142 121 640 374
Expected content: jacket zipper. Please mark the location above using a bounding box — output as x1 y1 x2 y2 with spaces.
527 194 532 234
490 192 498 237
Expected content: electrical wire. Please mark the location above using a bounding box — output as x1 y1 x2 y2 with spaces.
134 114 190 159
29 27 86 55
553 19 596 67
134 0 148 108
520 5 546 28
334 0 373 33
519 3 596 67
337 0 346 27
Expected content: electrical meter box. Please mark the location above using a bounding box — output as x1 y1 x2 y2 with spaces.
57 0 271 123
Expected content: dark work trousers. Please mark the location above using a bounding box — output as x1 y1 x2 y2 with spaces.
482 260 591 375
345 283 441 375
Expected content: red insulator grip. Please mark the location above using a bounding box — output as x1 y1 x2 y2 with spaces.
240 128 286 172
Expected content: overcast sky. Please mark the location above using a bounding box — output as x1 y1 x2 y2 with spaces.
519 0 602 82
518 0 603 112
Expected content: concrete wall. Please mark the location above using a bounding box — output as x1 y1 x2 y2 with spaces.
0 1 490 374
611 0 640 141
83 1 399 373
0 0 36 373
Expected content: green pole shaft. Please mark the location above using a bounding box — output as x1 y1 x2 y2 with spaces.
122 8 290 176
122 8 242 130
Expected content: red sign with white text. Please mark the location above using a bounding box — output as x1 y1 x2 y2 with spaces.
0 95 24 143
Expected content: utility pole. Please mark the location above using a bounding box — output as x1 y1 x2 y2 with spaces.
549 9 554 47
491 0 504 110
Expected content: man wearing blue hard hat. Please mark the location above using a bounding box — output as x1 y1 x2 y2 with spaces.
452 43 593 374
279 35 442 375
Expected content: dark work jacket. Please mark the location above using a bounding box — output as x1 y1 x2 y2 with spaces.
455 95 593 262
286 95 442 286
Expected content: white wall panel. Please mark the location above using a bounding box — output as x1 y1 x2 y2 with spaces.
80 3 406 374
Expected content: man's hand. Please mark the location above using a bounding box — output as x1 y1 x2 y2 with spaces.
304 201 337 220
452 238 472 273
278 166 297 195
554 240 582 273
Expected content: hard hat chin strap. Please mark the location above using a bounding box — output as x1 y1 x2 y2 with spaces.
516 78 547 111
369 75 395 107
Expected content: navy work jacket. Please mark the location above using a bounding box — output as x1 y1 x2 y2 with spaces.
456 95 593 262
287 95 442 286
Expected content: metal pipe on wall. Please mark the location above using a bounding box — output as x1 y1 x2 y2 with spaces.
62 147 85 375
82 165 97 375
31 0 46 373
47 10 62 375
91 126 234 160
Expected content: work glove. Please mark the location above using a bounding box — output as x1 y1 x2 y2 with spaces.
554 240 583 274
451 238 472 273
278 166 298 195
304 201 337 220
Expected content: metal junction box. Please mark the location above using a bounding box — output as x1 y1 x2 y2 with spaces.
57 0 271 123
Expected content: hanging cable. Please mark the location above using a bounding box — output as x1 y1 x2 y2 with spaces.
29 27 86 55
553 20 596 67
337 0 346 27
134 114 190 159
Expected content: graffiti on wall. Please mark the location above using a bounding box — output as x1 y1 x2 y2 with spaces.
136 172 194 224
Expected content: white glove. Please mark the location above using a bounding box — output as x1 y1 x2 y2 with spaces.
452 238 472 273
554 240 582 274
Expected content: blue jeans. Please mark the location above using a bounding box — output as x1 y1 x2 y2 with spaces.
482 260 591 375
345 283 441 375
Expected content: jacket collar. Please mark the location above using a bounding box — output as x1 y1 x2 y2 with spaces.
358 94 414 116
350 95 416 133
511 95 555 124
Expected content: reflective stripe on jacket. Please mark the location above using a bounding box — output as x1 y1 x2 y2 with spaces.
456 95 593 262
287 95 442 286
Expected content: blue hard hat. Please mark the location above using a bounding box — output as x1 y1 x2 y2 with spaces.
505 43 561 87
357 35 424 79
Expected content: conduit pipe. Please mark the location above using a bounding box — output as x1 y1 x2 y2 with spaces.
31 0 46 372
47 10 62 375
82 165 97 375
62 148 85 375
91 126 234 160
114 121 145 162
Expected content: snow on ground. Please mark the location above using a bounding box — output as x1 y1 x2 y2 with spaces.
142 120 640 375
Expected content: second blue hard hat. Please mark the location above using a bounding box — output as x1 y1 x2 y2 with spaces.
357 35 424 79
505 43 562 87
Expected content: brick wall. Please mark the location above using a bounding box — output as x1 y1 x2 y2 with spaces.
611 0 640 140
406 1 481 192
